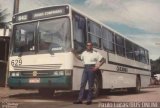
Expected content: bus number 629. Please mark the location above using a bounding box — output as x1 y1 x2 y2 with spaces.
11 59 22 67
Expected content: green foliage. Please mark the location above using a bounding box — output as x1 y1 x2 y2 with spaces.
151 57 160 75
0 6 9 22
0 7 9 28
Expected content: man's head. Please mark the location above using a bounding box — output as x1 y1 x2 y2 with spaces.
86 42 93 51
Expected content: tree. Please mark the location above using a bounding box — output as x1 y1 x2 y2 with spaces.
151 57 160 76
0 9 7 22
0 7 9 28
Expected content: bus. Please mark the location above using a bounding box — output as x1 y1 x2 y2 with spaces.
8 4 151 96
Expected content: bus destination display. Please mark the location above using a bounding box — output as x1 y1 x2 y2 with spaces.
13 6 69 23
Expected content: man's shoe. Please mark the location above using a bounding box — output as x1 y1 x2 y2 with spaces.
85 101 92 105
73 100 83 104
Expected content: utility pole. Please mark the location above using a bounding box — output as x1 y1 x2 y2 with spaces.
4 0 20 87
13 0 20 14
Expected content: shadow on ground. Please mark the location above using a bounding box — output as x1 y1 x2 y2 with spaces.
8 89 154 102
8 90 78 102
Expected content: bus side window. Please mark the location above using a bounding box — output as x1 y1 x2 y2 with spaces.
125 40 134 60
87 20 101 49
102 28 115 53
115 34 125 57
139 48 146 63
134 45 140 61
72 12 86 53
145 50 149 64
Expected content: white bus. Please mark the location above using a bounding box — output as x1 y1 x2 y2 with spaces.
8 4 151 96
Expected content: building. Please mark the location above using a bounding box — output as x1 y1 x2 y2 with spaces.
0 22 10 87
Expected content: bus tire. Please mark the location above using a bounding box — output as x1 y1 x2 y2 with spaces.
93 73 101 98
38 88 55 97
128 76 141 93
135 76 141 93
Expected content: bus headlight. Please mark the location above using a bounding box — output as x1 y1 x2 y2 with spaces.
59 71 65 76
53 71 59 76
53 71 65 76
11 72 16 77
11 72 20 77
15 72 20 76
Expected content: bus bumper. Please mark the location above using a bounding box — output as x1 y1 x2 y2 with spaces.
7 76 72 89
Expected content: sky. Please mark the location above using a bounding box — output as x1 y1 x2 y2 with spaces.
0 0 160 60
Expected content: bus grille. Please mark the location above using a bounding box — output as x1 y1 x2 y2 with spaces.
20 71 52 77
13 64 61 71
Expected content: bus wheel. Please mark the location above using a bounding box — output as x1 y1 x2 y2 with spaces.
128 77 141 93
38 88 55 97
93 74 101 98
135 76 141 93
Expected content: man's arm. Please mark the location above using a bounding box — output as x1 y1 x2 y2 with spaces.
95 58 106 68
91 57 105 72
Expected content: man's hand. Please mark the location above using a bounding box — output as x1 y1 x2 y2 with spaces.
91 65 100 72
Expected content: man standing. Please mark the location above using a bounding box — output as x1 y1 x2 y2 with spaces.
72 42 105 105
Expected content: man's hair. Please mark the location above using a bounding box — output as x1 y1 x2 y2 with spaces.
86 41 93 45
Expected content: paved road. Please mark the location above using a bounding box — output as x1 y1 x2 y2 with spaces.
0 86 160 108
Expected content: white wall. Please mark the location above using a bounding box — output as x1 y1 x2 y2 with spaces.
0 29 9 36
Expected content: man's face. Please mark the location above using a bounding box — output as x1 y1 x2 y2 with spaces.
86 42 93 51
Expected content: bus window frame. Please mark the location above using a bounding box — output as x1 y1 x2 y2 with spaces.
87 20 102 49
115 34 125 57
102 27 115 53
37 17 71 54
72 11 87 54
11 21 38 56
125 39 135 60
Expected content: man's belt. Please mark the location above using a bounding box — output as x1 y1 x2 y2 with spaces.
84 64 95 67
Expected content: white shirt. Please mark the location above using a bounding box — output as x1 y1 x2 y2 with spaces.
80 50 103 64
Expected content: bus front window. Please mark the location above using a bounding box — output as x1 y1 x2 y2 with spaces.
39 18 71 53
13 23 37 54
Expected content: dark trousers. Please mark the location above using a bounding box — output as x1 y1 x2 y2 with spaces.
78 65 95 101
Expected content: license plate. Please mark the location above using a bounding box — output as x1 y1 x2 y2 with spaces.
29 78 40 83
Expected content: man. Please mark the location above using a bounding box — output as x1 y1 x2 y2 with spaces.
72 42 105 105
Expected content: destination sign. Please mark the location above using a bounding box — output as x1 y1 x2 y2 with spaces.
13 5 69 23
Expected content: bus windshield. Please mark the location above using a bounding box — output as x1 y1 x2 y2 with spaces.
39 18 70 53
13 22 37 54
13 17 71 55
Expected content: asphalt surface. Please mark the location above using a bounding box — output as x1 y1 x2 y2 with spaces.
0 86 160 108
